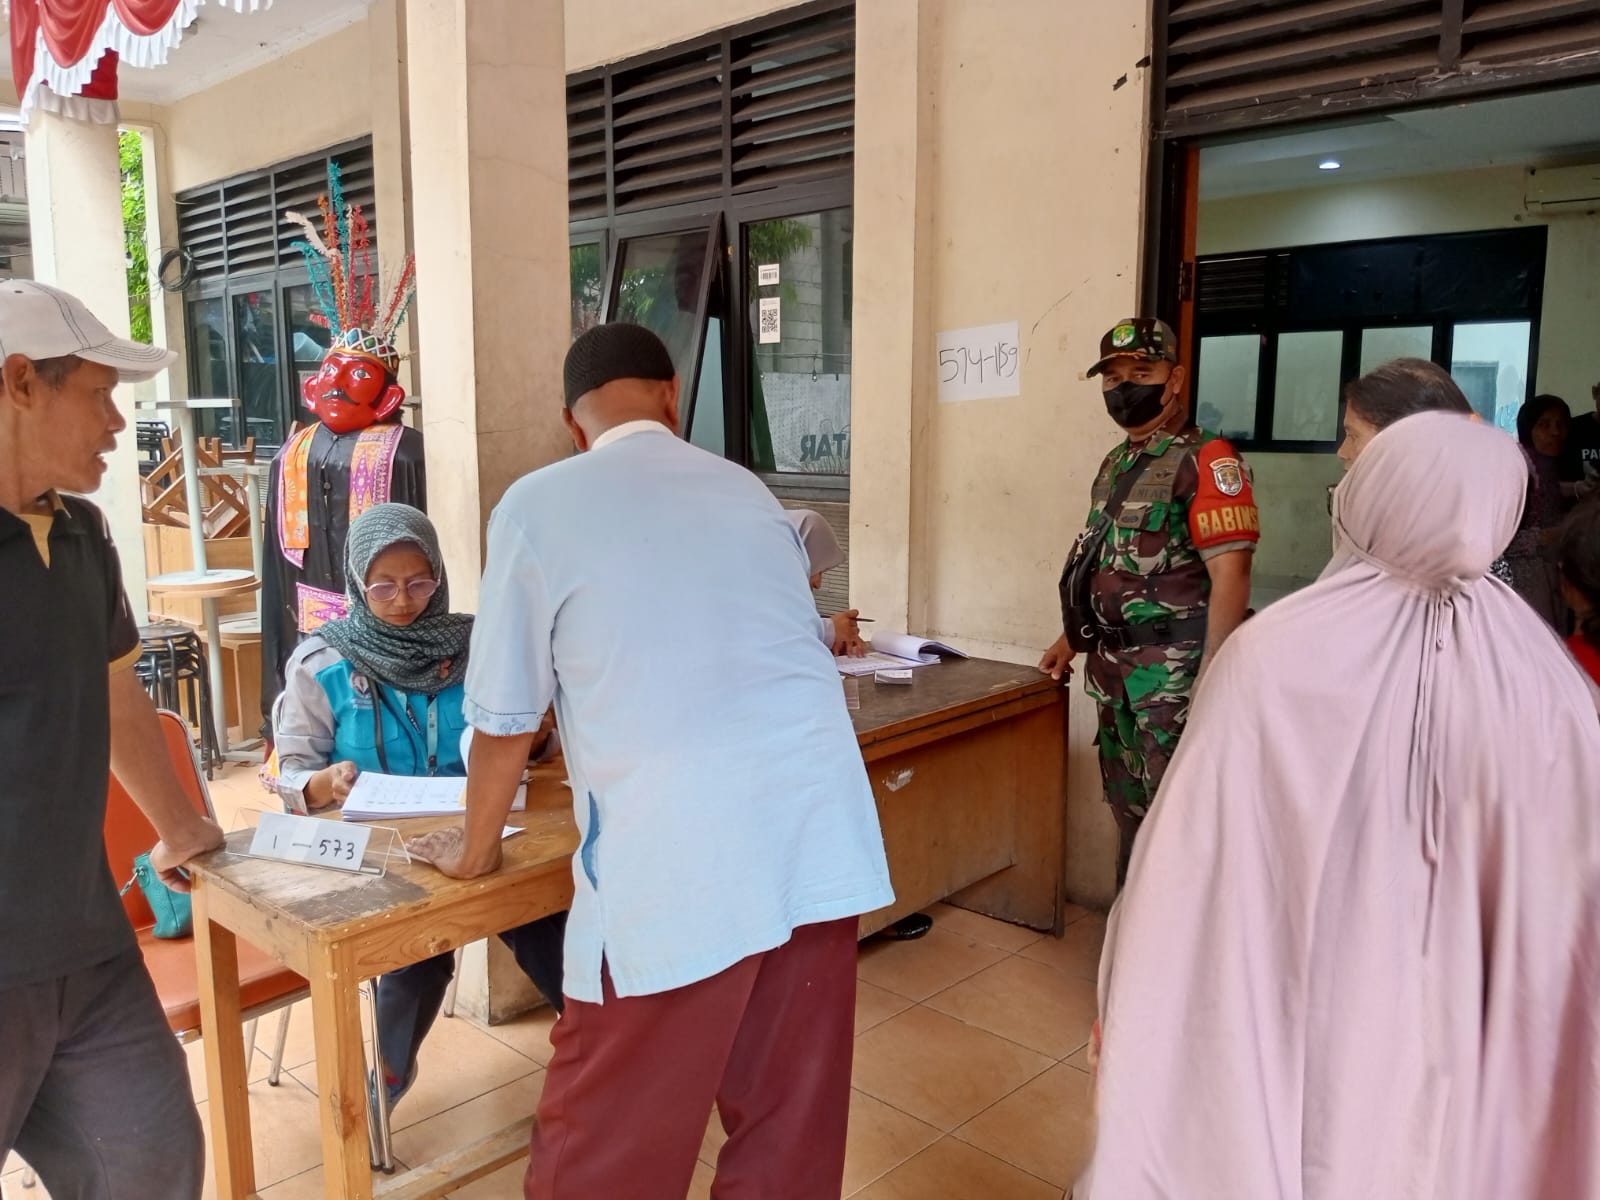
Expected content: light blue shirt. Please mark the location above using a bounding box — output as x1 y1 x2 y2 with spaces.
465 422 893 1002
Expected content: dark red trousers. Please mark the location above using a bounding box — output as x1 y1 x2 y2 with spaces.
524 917 858 1200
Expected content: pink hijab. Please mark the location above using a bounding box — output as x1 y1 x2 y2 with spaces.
1077 412 1600 1200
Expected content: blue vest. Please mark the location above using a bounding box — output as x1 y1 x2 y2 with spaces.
315 658 469 778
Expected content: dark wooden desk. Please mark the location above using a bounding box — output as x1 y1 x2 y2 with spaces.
850 656 1068 936
189 655 1067 1199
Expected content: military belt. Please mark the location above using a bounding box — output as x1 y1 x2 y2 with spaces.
1096 613 1209 651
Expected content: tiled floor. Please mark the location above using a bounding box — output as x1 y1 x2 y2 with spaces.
2 763 1103 1199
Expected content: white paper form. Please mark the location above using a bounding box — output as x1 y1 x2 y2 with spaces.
341 772 527 821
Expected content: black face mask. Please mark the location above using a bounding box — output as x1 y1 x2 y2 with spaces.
1103 380 1169 429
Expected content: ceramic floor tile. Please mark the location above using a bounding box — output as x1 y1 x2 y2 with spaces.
1064 1044 1092 1074
699 1105 727 1168
477 1006 559 1067
196 1073 325 1198
290 1010 540 1135
686 1160 717 1200
840 1090 943 1195
925 955 1098 1059
855 980 914 1035
852 1136 1058 1200
856 928 1009 1002
390 1072 543 1168
851 1007 1052 1131
1060 902 1096 927
955 1063 1097 1189
1018 914 1106 981
184 1031 273 1105
924 903 1046 953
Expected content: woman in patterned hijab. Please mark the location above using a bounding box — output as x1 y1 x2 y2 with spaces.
270 503 566 1117
316 502 475 693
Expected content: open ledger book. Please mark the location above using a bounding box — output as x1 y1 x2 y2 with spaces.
341 772 528 821
834 632 968 677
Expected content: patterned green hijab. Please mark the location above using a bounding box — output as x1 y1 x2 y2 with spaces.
316 503 474 696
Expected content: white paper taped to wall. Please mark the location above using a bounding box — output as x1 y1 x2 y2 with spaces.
936 320 1022 402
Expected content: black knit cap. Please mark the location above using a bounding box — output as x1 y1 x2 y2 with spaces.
563 322 676 407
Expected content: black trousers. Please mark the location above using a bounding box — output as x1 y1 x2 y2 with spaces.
0 948 204 1200
374 911 567 1097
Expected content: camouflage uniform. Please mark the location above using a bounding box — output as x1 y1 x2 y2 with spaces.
1080 426 1259 874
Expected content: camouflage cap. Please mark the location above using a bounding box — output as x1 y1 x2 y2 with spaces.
1085 317 1179 378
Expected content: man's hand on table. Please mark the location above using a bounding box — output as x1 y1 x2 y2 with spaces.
407 826 503 879
148 818 226 892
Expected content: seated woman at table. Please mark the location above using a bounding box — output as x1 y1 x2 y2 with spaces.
786 508 865 656
271 503 566 1109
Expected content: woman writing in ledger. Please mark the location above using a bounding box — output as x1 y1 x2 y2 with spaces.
272 503 565 1109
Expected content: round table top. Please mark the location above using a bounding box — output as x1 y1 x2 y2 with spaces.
145 568 260 598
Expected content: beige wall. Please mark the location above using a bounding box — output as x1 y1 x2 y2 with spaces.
844 0 1151 907
1200 165 1600 591
162 22 375 192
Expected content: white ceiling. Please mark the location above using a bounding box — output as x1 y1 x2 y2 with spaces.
1200 82 1600 199
0 0 370 105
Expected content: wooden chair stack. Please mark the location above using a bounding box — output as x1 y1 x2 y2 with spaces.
140 433 257 539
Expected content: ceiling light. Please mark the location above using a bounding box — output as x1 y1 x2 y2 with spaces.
1318 159 1342 171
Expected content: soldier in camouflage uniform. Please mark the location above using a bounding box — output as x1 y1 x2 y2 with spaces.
1041 318 1258 885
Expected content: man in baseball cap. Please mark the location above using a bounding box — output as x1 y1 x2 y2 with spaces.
1041 314 1258 887
0 281 220 1198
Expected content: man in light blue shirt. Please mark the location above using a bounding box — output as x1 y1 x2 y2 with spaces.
410 323 893 1198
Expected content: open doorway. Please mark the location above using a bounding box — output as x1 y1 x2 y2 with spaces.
1174 82 1600 608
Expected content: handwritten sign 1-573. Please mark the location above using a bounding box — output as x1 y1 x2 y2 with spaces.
248 810 373 874
936 320 1022 403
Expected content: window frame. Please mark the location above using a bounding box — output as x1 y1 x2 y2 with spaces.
1193 227 1547 453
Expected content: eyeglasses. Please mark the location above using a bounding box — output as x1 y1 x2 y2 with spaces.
364 578 439 604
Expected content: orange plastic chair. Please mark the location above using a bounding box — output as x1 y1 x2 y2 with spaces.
105 709 309 1048
19 712 309 1191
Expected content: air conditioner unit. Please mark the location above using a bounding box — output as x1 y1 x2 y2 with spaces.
1525 164 1600 213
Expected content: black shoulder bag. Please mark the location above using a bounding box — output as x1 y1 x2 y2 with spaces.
1057 456 1155 652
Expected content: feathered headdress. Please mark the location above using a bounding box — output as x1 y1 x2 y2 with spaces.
283 159 417 374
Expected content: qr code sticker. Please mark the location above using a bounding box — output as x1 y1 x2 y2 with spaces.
758 297 781 344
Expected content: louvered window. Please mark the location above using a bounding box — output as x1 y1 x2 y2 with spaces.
175 138 377 450
1156 1 1600 134
176 141 377 287
567 1 854 221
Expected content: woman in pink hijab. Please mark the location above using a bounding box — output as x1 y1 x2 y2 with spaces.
1076 411 1600 1200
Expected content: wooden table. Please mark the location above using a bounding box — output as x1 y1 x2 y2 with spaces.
189 656 1066 1199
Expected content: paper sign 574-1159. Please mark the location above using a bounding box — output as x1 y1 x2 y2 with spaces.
248 810 373 874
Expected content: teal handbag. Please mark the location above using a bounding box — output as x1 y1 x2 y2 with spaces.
120 851 193 939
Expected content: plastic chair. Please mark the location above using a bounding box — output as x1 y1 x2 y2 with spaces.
18 709 307 1191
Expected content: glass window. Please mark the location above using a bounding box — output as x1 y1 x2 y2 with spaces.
187 296 231 441
233 290 283 448
284 284 330 428
1451 320 1532 434
571 242 604 340
1359 325 1433 375
1194 334 1261 441
1271 331 1343 442
688 315 726 456
611 230 713 387
747 209 852 475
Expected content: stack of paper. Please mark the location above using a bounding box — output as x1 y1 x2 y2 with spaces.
834 633 968 676
342 772 527 822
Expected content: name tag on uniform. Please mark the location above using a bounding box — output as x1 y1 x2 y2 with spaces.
248 811 373 874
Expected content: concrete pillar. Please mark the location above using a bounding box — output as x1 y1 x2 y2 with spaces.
26 113 148 606
849 0 937 633
405 0 571 1020
404 0 571 611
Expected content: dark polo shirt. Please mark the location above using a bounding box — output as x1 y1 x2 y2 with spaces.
1 493 141 989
